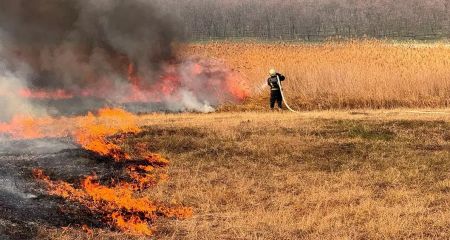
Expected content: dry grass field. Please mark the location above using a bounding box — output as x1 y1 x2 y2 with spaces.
10 41 449 239
3 2 450 238
40 109 450 239
182 41 450 110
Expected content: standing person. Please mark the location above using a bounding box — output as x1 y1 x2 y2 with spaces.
267 69 286 110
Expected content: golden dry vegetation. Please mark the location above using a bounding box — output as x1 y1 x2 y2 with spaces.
33 41 450 239
181 41 450 110
41 109 450 239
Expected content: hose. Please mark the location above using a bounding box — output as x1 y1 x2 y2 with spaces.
277 75 298 113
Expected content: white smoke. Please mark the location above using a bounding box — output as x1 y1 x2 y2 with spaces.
164 89 215 113
0 39 46 120
0 1 246 117
0 178 36 199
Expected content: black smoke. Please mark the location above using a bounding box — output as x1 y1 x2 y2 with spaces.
0 0 180 90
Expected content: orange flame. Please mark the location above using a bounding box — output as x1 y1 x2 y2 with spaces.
2 108 192 235
14 59 249 105
73 108 140 160
225 73 249 101
19 88 73 100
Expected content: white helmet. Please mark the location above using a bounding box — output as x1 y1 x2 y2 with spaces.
269 69 276 76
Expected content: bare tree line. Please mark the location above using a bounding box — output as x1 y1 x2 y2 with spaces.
153 0 450 41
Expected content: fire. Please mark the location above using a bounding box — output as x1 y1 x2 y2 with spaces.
0 51 248 235
33 169 191 236
13 58 249 107
19 88 73 100
1 108 192 236
0 115 64 139
73 108 140 160
225 72 249 101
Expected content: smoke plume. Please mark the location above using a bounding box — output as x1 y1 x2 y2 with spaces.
0 39 46 121
0 0 247 119
0 2 238 237
0 0 177 87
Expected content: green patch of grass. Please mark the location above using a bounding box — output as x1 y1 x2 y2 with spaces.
348 124 395 141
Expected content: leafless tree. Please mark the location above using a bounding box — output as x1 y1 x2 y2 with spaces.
154 0 450 41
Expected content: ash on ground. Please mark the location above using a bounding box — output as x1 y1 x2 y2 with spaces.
0 138 122 239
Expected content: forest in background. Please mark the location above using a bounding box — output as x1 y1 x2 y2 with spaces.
154 0 450 41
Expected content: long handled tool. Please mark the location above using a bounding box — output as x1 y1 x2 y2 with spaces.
277 75 298 113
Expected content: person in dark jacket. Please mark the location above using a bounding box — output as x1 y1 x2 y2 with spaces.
267 69 286 110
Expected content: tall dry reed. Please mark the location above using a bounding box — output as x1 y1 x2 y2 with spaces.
182 41 450 109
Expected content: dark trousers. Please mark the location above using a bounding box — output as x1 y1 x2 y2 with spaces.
270 90 283 109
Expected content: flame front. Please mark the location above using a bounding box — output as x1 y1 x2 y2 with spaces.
73 108 140 160
1 108 192 236
0 55 247 236
13 58 249 108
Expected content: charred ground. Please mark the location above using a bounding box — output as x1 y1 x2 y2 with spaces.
0 138 147 239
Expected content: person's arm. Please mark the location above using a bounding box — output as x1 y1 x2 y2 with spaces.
277 73 285 81
268 78 272 87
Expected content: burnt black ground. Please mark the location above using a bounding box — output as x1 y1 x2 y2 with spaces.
0 138 119 240
35 98 171 117
0 97 173 122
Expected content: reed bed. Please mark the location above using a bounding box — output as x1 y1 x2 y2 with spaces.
182 40 450 110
